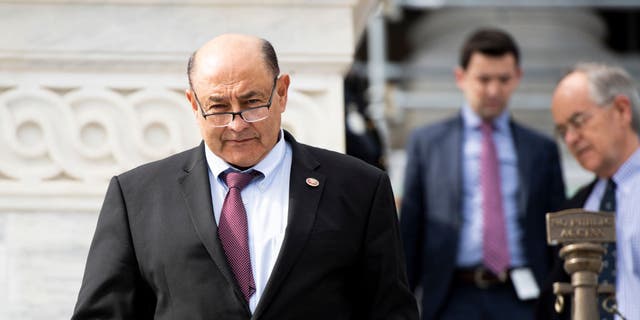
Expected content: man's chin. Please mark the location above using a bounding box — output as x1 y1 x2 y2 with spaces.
576 155 601 174
221 148 263 168
479 107 504 119
224 157 259 169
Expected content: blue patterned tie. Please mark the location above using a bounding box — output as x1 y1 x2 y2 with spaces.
599 179 616 320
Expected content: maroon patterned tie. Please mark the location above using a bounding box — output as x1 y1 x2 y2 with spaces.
219 171 256 302
480 122 510 276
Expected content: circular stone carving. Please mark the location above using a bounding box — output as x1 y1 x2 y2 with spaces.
15 119 47 157
80 121 107 149
143 121 171 150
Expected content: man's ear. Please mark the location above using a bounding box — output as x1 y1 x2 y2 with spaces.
185 89 199 116
613 94 632 124
515 66 524 81
454 66 465 90
275 74 291 112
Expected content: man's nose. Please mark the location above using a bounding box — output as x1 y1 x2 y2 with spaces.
227 113 249 131
564 126 581 147
486 81 501 96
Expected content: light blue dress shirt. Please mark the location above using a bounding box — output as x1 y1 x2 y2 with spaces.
584 148 640 320
456 104 526 268
204 129 292 313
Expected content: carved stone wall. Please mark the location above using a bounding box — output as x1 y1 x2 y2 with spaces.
0 81 198 209
0 0 378 211
0 72 346 211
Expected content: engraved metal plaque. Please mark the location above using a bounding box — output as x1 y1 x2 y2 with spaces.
546 209 616 245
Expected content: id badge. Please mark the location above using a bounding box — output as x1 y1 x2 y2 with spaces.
510 267 540 300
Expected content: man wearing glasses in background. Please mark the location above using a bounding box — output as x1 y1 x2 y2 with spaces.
537 63 640 320
71 33 418 320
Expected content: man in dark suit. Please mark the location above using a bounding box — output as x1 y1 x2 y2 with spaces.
400 28 566 320
537 63 640 320
71 33 419 320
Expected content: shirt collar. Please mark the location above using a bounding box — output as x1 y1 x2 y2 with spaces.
610 147 640 186
461 103 511 132
205 129 287 186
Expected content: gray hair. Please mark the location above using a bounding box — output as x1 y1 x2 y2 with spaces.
571 62 640 133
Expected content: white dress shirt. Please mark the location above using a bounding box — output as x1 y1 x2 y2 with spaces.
584 148 640 320
205 129 292 313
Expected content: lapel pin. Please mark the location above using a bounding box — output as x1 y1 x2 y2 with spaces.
306 177 319 187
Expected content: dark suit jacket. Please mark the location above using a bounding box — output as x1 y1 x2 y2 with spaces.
72 131 419 320
535 180 596 320
400 115 566 320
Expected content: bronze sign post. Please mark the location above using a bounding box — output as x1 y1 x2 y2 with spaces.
546 209 616 320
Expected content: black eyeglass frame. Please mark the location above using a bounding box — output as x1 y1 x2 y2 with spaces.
191 76 278 128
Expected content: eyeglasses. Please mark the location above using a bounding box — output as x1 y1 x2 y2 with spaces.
554 110 595 139
192 77 278 128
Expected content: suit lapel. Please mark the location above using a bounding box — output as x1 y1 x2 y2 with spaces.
177 142 247 308
566 179 597 208
252 132 324 319
511 122 532 219
446 116 463 227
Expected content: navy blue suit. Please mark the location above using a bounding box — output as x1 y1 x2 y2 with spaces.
400 114 566 320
